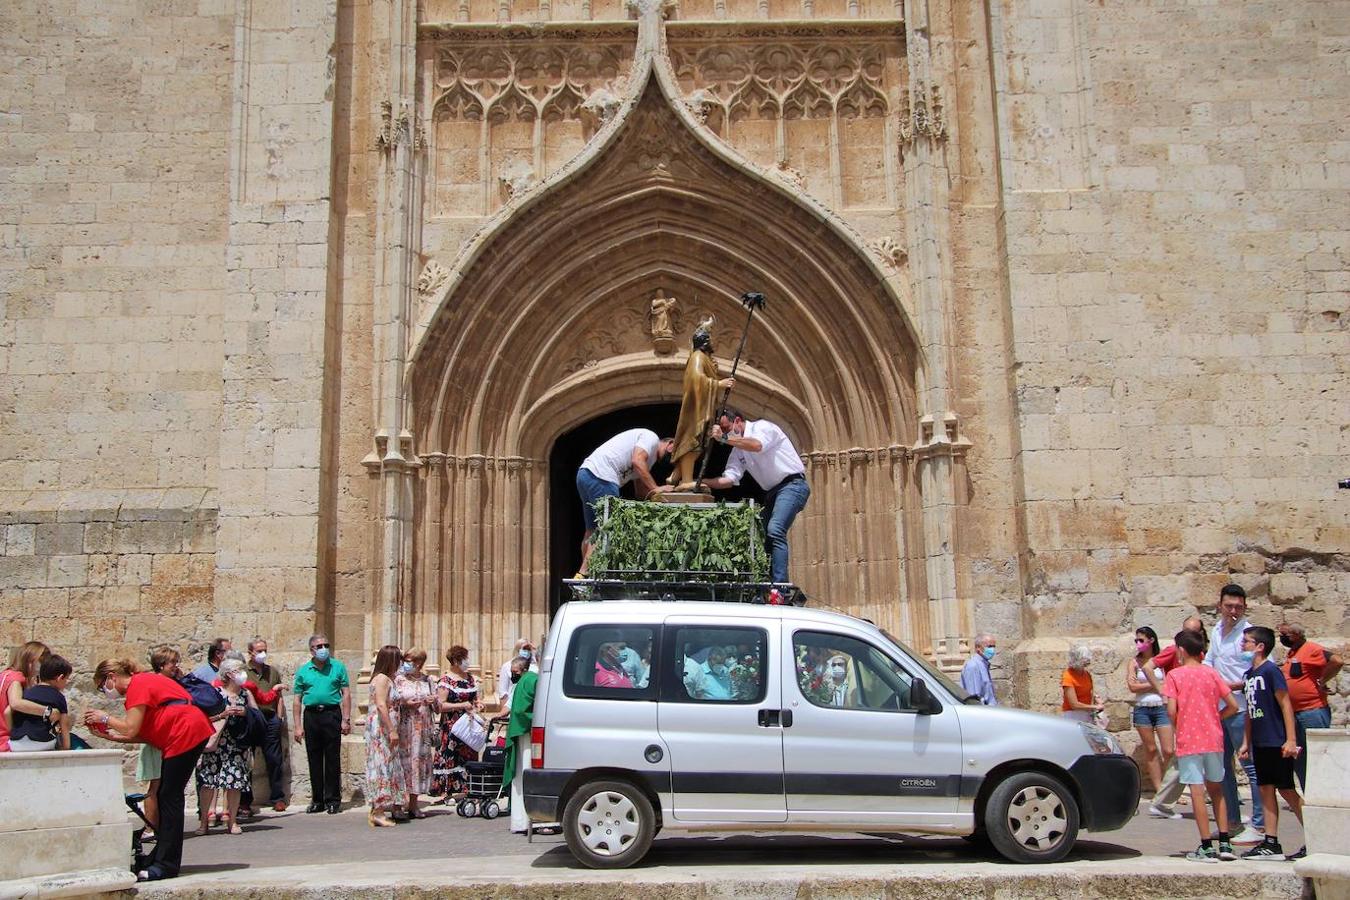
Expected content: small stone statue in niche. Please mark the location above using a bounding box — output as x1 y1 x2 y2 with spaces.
648 291 679 355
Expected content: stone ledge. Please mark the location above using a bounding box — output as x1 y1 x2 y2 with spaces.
1294 853 1350 900
0 866 136 900
134 856 1304 900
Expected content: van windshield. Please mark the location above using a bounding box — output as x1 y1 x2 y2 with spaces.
879 628 975 703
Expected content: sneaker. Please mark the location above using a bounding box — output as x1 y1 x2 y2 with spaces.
1149 803 1181 819
1242 840 1285 861
1231 826 1265 845
1218 840 1237 861
1288 846 1307 860
1186 843 1219 864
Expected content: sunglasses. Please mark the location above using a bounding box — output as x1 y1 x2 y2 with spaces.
313 643 330 649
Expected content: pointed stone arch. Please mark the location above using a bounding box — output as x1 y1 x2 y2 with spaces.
404 18 933 665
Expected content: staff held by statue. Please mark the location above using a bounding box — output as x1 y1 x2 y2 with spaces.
694 291 765 488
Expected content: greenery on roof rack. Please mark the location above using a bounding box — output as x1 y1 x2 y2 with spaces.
586 497 768 582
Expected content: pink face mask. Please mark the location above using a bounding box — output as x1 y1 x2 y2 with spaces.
1135 640 1151 652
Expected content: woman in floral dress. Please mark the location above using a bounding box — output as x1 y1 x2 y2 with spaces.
195 658 256 835
394 647 437 818
365 644 409 827
430 644 480 799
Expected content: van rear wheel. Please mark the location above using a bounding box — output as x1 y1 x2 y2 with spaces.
562 780 656 869
983 771 1079 863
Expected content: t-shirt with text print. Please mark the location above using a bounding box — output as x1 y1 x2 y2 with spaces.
1162 664 1233 757
1244 659 1289 748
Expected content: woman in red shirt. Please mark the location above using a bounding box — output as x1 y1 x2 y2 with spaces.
84 659 214 882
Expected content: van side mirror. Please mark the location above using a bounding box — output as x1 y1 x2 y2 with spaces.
910 678 940 715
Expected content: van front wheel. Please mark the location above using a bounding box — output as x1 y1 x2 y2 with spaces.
563 780 656 869
983 771 1079 863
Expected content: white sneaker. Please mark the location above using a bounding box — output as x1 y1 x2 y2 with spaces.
1149 803 1181 819
1231 826 1265 845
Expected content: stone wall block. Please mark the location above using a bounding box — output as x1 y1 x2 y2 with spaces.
1270 573 1309 606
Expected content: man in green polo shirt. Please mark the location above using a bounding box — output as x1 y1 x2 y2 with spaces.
291 633 351 814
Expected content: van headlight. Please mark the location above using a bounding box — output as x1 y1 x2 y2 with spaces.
1079 723 1123 755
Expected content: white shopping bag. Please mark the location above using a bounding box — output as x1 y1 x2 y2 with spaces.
450 712 488 754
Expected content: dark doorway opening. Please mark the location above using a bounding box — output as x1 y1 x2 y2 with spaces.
547 403 765 615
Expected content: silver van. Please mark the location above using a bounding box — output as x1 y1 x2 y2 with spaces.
524 600 1139 869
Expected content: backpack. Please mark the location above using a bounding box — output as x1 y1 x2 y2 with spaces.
226 703 268 748
173 674 227 718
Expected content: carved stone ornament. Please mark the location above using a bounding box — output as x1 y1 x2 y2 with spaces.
872 235 907 268
772 161 806 191
497 158 538 200
375 99 415 152
417 260 450 298
899 81 947 147
648 292 679 354
581 86 624 129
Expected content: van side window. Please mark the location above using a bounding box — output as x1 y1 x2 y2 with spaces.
562 626 657 701
665 626 767 704
793 631 914 711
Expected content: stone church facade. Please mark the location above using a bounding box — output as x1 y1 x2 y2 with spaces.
2 0 1346 714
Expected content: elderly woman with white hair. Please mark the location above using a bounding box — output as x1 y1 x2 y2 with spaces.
1060 645 1104 724
195 656 258 835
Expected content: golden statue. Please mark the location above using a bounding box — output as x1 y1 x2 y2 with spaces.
667 316 733 490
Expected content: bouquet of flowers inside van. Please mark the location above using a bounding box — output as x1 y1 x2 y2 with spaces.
730 656 760 700
794 646 835 707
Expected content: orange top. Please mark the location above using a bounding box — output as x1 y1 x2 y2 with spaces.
1061 667 1093 711
1282 641 1330 713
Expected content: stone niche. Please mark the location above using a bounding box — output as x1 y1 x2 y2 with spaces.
0 749 135 898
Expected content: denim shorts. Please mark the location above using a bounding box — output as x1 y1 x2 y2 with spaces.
1178 751 1225 785
1131 704 1171 729
576 467 620 531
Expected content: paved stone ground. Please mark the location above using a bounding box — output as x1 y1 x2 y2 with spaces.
126 795 1307 898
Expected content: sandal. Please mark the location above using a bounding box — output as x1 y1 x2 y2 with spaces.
194 822 210 836
228 824 243 835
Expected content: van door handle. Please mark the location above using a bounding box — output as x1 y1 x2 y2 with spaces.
757 709 781 727
781 709 793 728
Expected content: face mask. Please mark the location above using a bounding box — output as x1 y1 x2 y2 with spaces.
829 664 846 680
982 647 996 661
1279 635 1294 648
510 672 522 684
230 671 247 686
1135 640 1150 652
399 662 413 675
253 652 267 664
102 683 120 698
519 649 532 660
1238 650 1255 665
313 647 330 662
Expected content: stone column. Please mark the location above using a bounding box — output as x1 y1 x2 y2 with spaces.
361 0 423 661
218 0 342 653
902 0 970 668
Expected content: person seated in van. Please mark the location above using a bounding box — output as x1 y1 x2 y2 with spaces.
8 654 72 751
617 644 649 689
825 655 855 708
594 643 635 689
697 649 733 700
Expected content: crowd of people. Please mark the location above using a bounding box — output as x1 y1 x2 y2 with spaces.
0 632 542 882
960 583 1344 864
0 581 1342 881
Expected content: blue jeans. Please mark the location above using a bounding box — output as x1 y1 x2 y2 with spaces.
1221 709 1264 831
761 476 810 583
1294 706 1332 791
576 468 620 532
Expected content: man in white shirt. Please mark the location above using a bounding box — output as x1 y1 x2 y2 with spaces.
703 408 809 584
576 428 675 574
1205 583 1265 844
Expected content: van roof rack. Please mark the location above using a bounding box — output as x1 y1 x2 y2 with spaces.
564 575 805 606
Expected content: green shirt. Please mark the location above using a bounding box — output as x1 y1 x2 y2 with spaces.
503 671 537 779
293 658 350 707
247 661 284 714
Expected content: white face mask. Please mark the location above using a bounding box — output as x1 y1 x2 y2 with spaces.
830 665 846 681
230 671 247 686
253 652 267 664
102 682 120 698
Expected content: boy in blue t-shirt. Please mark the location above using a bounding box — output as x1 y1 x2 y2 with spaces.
1238 625 1304 861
